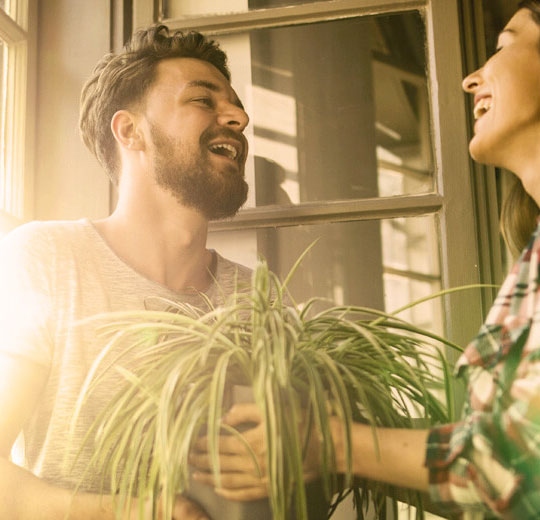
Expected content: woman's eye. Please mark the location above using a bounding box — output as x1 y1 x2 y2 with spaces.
487 46 502 59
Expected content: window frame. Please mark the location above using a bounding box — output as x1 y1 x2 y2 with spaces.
132 0 495 367
0 0 36 233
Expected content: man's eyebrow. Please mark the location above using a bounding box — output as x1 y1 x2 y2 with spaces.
185 80 244 110
186 79 220 91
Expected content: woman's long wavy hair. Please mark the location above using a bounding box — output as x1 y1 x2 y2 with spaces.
500 0 540 257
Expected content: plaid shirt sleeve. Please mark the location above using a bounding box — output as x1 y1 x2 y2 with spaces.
425 221 540 519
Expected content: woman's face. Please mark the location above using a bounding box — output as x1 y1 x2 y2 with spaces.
462 9 540 173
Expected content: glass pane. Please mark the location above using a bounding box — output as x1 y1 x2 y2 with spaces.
208 214 441 332
163 0 326 18
219 11 432 209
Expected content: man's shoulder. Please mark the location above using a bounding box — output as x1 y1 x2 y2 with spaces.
2 219 91 247
0 219 96 268
216 253 253 276
214 252 253 293
216 253 252 276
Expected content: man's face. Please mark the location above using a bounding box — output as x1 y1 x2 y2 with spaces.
142 57 249 219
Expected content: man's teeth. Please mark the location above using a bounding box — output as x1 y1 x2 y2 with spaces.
474 98 492 120
209 143 238 160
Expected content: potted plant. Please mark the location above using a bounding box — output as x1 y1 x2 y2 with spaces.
70 255 460 520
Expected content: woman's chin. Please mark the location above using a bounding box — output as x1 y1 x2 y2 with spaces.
469 137 497 167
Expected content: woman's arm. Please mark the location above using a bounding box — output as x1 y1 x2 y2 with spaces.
331 419 430 492
190 403 429 500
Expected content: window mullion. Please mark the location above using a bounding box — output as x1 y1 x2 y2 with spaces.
2 41 26 218
210 193 444 231
0 9 26 44
160 0 427 33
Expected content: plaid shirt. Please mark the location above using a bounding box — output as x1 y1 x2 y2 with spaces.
426 221 540 519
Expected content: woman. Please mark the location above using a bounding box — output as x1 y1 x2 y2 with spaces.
191 2 540 517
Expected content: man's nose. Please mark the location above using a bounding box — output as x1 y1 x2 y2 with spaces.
218 103 249 132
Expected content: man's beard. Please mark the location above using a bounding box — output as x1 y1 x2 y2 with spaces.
150 123 248 220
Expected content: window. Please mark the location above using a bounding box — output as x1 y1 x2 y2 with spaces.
0 0 34 236
0 0 34 463
133 0 500 517
134 0 486 346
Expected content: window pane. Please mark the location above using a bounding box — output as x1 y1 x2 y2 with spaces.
163 0 326 18
208 214 441 332
220 11 432 209
0 39 5 212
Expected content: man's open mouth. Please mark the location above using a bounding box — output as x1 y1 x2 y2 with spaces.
209 142 239 161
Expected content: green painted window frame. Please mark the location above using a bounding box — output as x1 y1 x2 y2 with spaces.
131 0 502 359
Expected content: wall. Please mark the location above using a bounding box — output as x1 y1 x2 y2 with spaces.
34 0 111 221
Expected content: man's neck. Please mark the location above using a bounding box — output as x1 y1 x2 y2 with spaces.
93 199 213 293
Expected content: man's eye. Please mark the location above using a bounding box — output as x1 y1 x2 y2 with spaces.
194 97 213 107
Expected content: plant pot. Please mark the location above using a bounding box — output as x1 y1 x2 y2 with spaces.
185 385 331 519
186 475 330 520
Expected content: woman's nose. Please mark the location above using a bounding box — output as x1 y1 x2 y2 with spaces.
462 68 483 93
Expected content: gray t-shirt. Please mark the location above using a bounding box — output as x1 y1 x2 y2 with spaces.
0 219 252 492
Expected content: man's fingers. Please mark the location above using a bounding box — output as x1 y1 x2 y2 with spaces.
171 495 209 520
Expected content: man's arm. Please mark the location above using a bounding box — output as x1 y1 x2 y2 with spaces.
0 355 208 520
0 355 119 519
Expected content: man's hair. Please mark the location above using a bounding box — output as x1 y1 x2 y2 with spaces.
79 26 230 185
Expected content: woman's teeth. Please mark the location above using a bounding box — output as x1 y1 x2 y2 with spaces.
474 98 492 120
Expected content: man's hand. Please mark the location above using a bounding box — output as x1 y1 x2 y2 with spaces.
189 403 321 501
137 494 209 520
171 496 209 520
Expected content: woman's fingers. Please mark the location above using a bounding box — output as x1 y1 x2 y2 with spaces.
211 473 318 501
192 428 264 456
190 452 265 475
193 470 269 489
223 403 262 426
193 432 241 453
214 486 269 502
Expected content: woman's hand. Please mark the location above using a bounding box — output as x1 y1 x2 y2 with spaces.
189 402 322 501
190 403 270 501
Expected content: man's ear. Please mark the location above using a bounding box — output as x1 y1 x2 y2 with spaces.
111 110 145 151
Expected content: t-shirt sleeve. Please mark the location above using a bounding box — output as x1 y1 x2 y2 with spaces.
0 224 54 367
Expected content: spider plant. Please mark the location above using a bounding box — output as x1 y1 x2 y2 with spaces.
70 255 463 520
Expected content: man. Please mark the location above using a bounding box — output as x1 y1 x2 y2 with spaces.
0 25 251 519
